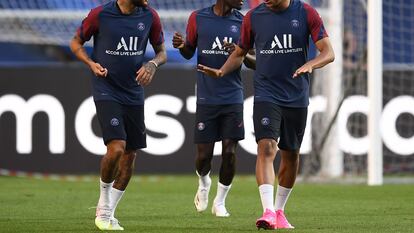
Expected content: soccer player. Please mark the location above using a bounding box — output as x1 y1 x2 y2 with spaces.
198 0 334 229
172 0 255 217
70 0 166 230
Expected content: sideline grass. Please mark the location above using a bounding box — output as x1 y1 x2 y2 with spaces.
0 176 413 232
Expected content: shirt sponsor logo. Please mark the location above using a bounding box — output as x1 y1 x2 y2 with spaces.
259 34 303 55
201 37 233 55
271 34 292 49
105 37 144 56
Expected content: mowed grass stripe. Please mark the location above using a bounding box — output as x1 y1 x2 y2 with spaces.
0 176 413 232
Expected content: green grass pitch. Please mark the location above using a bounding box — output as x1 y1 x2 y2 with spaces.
0 175 413 232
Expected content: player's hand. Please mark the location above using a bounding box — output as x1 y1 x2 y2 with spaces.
136 62 157 86
293 63 313 78
197 64 223 78
89 62 108 77
223 41 236 54
172 32 185 49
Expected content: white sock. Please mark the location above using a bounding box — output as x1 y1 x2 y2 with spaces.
214 182 232 206
110 188 125 218
196 171 211 188
98 179 113 209
275 185 292 211
259 184 275 212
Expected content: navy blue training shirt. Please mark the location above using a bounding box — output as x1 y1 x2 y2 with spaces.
77 1 164 105
239 0 328 107
186 6 244 105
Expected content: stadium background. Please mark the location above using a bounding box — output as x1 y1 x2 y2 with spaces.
0 0 413 180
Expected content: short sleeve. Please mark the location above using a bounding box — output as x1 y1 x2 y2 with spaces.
304 3 328 43
149 8 165 46
238 10 254 50
185 11 198 49
76 6 102 42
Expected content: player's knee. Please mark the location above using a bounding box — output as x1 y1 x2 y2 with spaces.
222 150 236 165
258 139 277 158
107 145 125 158
106 140 126 156
197 146 214 162
222 147 236 157
197 153 212 163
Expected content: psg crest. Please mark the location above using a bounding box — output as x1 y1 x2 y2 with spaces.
261 117 270 126
197 122 205 131
110 118 120 126
230 25 238 33
291 19 300 28
138 22 145 31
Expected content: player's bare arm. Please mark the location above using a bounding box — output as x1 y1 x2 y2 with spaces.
244 49 256 70
172 31 196 59
223 40 236 54
198 45 248 78
69 35 108 77
223 41 256 70
293 37 335 78
136 43 167 86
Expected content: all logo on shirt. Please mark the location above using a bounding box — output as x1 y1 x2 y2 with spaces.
271 34 293 49
260 34 303 55
212 37 233 50
105 37 144 56
117 37 139 51
201 37 233 55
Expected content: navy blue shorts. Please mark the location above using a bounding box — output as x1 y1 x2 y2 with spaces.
253 102 307 151
194 104 244 143
95 101 146 150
